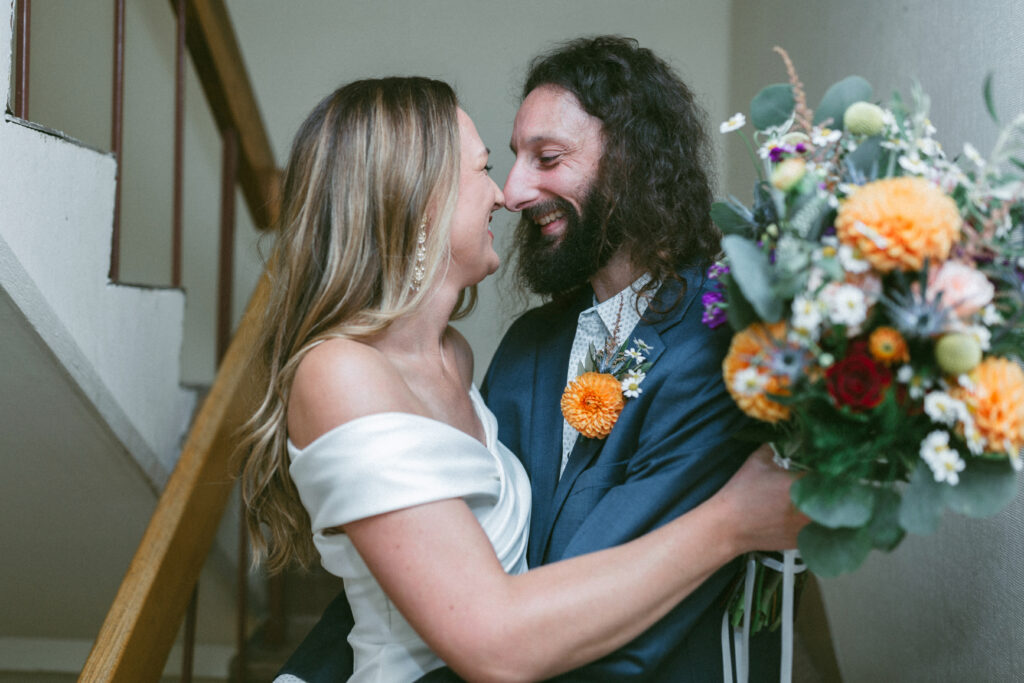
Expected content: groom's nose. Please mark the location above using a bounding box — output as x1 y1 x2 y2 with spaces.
503 158 539 213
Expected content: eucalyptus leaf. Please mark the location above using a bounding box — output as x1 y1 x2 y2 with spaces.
750 83 795 130
983 72 999 125
791 473 877 528
867 488 905 551
711 200 754 236
788 193 833 241
725 274 759 331
945 460 1018 518
721 235 783 322
898 464 946 535
814 76 873 128
798 523 873 578
845 136 883 181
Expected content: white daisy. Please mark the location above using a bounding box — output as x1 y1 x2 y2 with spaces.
837 244 871 274
962 419 987 455
623 348 646 364
731 367 767 396
963 142 985 168
981 304 1004 326
720 113 746 133
822 283 868 328
899 155 930 175
923 391 969 427
920 430 965 486
621 370 646 399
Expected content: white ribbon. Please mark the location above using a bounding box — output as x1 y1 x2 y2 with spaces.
721 549 807 683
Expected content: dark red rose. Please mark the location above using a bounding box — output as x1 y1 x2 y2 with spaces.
826 343 892 411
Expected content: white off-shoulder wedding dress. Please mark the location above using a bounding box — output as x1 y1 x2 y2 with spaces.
283 385 531 682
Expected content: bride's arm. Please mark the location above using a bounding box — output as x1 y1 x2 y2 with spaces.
346 450 799 683
289 339 804 683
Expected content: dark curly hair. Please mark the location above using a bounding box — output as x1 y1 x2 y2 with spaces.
522 35 719 307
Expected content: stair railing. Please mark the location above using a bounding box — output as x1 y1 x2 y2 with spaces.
8 0 278 679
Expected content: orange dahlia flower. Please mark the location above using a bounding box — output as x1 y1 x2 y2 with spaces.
869 327 910 365
722 322 791 423
835 176 961 272
561 372 625 439
950 357 1024 455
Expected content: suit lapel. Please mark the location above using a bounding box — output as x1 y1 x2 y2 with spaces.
532 268 704 562
525 289 591 568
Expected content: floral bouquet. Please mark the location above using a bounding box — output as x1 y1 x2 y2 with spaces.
708 48 1024 655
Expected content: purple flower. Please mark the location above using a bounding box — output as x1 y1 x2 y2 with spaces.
707 263 730 279
795 143 808 154
702 290 725 306
701 290 728 328
702 305 728 328
769 146 787 163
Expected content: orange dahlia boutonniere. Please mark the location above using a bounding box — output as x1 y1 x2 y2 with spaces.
561 337 654 439
561 372 625 439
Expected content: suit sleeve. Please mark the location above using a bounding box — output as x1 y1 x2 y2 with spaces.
548 328 754 681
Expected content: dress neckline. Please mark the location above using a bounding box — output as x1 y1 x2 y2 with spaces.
287 384 493 453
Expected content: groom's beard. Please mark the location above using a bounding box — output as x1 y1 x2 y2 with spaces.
514 186 621 296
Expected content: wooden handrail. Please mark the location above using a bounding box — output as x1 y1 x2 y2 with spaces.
80 1 280 678
174 0 280 229
80 273 269 681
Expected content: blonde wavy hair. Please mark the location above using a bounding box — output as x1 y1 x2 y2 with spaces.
238 77 473 572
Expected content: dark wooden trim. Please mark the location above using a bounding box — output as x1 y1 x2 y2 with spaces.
109 0 126 281
216 128 238 363
173 0 279 230
13 0 30 119
172 0 187 288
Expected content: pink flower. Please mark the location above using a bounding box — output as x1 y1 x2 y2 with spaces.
927 261 994 318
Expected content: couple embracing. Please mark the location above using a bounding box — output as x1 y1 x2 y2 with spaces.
240 35 805 682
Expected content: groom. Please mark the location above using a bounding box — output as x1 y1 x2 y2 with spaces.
477 35 778 680
279 35 779 681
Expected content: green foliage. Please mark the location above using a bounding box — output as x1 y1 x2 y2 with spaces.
867 488 905 551
798 523 872 578
945 460 1019 518
814 76 873 128
710 200 755 236
791 473 876 528
750 83 795 130
725 274 760 331
983 72 999 124
721 235 783 322
899 464 945 535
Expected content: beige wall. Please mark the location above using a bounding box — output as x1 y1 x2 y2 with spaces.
727 1 1024 680
227 0 736 382
24 0 264 385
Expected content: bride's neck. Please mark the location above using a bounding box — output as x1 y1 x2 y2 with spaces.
374 282 458 361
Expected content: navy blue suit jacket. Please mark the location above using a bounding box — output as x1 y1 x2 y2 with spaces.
278 266 779 681
477 266 776 681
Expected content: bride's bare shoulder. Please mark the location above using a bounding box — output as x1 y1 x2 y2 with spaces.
288 338 416 448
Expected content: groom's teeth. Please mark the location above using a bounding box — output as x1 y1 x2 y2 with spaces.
536 210 564 226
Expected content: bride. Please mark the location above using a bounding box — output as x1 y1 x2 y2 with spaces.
239 76 805 682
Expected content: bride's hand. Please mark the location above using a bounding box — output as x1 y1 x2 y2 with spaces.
715 445 809 555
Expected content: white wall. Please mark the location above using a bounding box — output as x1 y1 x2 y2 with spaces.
24 0 265 386
227 0 736 381
727 1 1024 680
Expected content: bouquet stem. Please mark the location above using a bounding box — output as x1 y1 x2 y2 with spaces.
723 549 807 683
